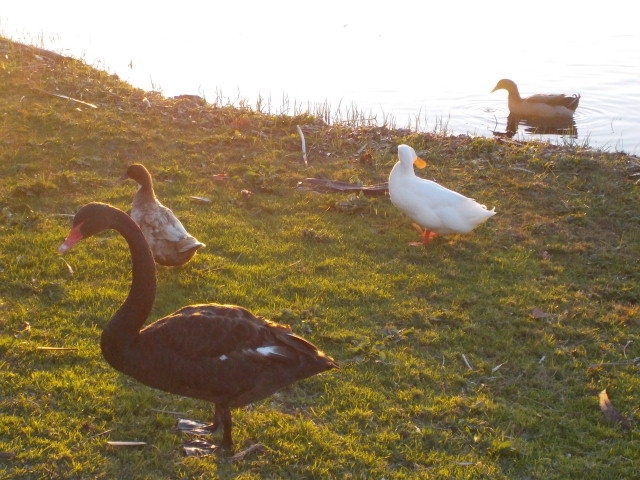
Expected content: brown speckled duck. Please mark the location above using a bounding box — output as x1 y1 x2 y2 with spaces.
122 163 204 266
491 79 580 119
58 202 337 449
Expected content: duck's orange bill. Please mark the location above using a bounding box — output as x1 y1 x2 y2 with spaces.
413 157 427 169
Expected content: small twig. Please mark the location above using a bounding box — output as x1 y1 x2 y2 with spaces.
149 408 189 417
36 346 79 351
35 88 98 109
588 357 640 369
229 443 265 463
189 196 212 203
59 256 74 275
461 354 473 370
89 429 113 440
296 125 307 165
492 361 507 373
510 166 536 174
106 441 147 447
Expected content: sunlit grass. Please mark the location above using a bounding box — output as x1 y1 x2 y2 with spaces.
1 35 640 479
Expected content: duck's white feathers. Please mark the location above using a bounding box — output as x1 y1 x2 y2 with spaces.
124 163 205 266
131 194 203 254
389 145 495 236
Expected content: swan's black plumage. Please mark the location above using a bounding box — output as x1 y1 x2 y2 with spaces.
59 202 337 448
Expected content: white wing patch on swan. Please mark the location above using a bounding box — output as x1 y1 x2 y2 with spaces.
256 346 289 358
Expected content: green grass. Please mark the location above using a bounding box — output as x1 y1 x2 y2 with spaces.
1 36 640 479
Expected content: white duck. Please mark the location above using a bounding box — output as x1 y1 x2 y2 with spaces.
388 145 496 246
122 163 205 266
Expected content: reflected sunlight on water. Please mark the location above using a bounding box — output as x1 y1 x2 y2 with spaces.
1 1 638 153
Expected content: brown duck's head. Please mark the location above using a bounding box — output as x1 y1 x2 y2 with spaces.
121 163 153 187
491 79 519 95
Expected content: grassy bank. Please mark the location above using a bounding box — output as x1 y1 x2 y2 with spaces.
1 36 639 479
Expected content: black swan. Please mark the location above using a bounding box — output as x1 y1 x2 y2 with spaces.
121 163 205 266
58 202 337 448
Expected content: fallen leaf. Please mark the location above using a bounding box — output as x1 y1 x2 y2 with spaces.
182 439 218 457
532 307 553 319
176 418 210 435
598 389 631 430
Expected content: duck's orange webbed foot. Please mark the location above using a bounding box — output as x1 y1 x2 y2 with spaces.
409 224 438 246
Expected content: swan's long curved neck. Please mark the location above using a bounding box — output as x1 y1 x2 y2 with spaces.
100 209 157 363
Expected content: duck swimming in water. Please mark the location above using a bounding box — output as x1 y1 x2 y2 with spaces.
491 79 580 119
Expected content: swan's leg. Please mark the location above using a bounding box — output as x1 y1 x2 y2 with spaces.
203 407 222 433
204 404 233 448
219 407 233 449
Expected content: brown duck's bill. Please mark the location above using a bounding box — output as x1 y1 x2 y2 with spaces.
58 225 83 254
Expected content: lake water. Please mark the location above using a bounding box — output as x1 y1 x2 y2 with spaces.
2 1 639 154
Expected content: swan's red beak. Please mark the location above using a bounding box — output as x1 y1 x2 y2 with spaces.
58 224 83 254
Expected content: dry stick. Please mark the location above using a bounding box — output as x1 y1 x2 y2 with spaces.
461 354 473 370
106 441 147 447
229 443 265 463
89 429 113 440
149 408 190 416
492 361 507 373
59 256 74 276
588 357 640 368
35 88 98 109
36 346 79 351
296 125 307 165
